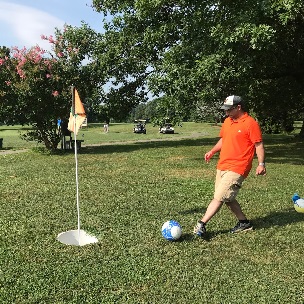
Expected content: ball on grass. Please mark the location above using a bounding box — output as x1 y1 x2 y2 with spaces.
161 220 182 241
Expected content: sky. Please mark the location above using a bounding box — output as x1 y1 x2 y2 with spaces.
0 0 105 51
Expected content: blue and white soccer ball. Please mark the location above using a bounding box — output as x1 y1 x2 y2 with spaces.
161 220 182 241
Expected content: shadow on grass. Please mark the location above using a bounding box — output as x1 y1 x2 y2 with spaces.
0 127 33 132
178 207 304 242
178 233 203 242
82 137 217 154
179 232 230 242
180 207 206 215
253 207 304 229
78 134 304 166
208 208 304 240
263 134 304 165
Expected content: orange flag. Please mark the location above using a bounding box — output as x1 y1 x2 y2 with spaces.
68 87 86 135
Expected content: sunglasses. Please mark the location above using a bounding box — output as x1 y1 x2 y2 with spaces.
226 105 239 112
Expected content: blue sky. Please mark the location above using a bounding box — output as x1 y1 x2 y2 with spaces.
0 0 104 51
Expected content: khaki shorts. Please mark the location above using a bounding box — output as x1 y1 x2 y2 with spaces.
214 170 244 202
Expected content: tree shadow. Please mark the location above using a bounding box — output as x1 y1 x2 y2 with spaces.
78 134 304 165
0 127 33 132
263 135 304 165
81 137 217 155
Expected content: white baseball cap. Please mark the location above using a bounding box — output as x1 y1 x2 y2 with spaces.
220 95 243 110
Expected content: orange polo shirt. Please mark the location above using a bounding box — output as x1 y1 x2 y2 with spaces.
217 113 263 177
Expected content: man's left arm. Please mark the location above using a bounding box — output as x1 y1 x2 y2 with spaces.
255 142 266 176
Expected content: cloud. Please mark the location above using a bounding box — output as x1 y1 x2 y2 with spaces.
0 1 65 50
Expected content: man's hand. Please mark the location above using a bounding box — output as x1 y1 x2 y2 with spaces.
256 165 266 176
205 139 222 163
204 151 214 163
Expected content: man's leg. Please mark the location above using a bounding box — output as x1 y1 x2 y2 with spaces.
194 170 224 237
226 199 253 233
201 198 223 224
193 198 223 237
225 199 247 221
194 170 249 237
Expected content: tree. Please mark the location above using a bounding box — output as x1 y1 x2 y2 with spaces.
91 0 304 134
0 46 17 124
0 23 102 150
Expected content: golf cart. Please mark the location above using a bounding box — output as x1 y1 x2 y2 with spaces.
133 119 147 134
159 123 174 134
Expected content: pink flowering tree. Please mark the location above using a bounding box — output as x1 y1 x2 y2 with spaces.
0 23 100 151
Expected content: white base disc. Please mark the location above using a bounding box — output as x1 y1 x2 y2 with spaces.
57 229 98 246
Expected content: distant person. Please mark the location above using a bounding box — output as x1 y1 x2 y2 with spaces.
194 95 266 237
57 118 62 130
103 123 109 133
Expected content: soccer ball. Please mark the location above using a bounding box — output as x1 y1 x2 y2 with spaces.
161 220 182 241
294 198 304 213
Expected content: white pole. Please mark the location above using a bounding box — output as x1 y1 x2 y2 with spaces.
74 116 81 244
57 87 98 246
71 85 81 244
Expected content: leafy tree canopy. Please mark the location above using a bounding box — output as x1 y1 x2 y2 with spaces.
91 0 304 133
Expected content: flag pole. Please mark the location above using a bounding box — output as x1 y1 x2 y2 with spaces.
57 86 98 246
72 86 81 242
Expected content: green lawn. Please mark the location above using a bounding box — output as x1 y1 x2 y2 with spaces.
0 122 304 303
0 122 210 151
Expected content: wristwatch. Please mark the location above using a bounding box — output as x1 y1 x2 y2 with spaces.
259 162 265 167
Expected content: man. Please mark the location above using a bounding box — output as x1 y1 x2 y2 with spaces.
194 95 266 237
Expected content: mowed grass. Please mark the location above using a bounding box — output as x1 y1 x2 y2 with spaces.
0 122 207 150
0 122 304 303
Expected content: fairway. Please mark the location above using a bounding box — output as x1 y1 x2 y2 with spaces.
0 122 304 303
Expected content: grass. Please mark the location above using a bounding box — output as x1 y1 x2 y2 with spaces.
0 122 304 303
0 122 208 151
